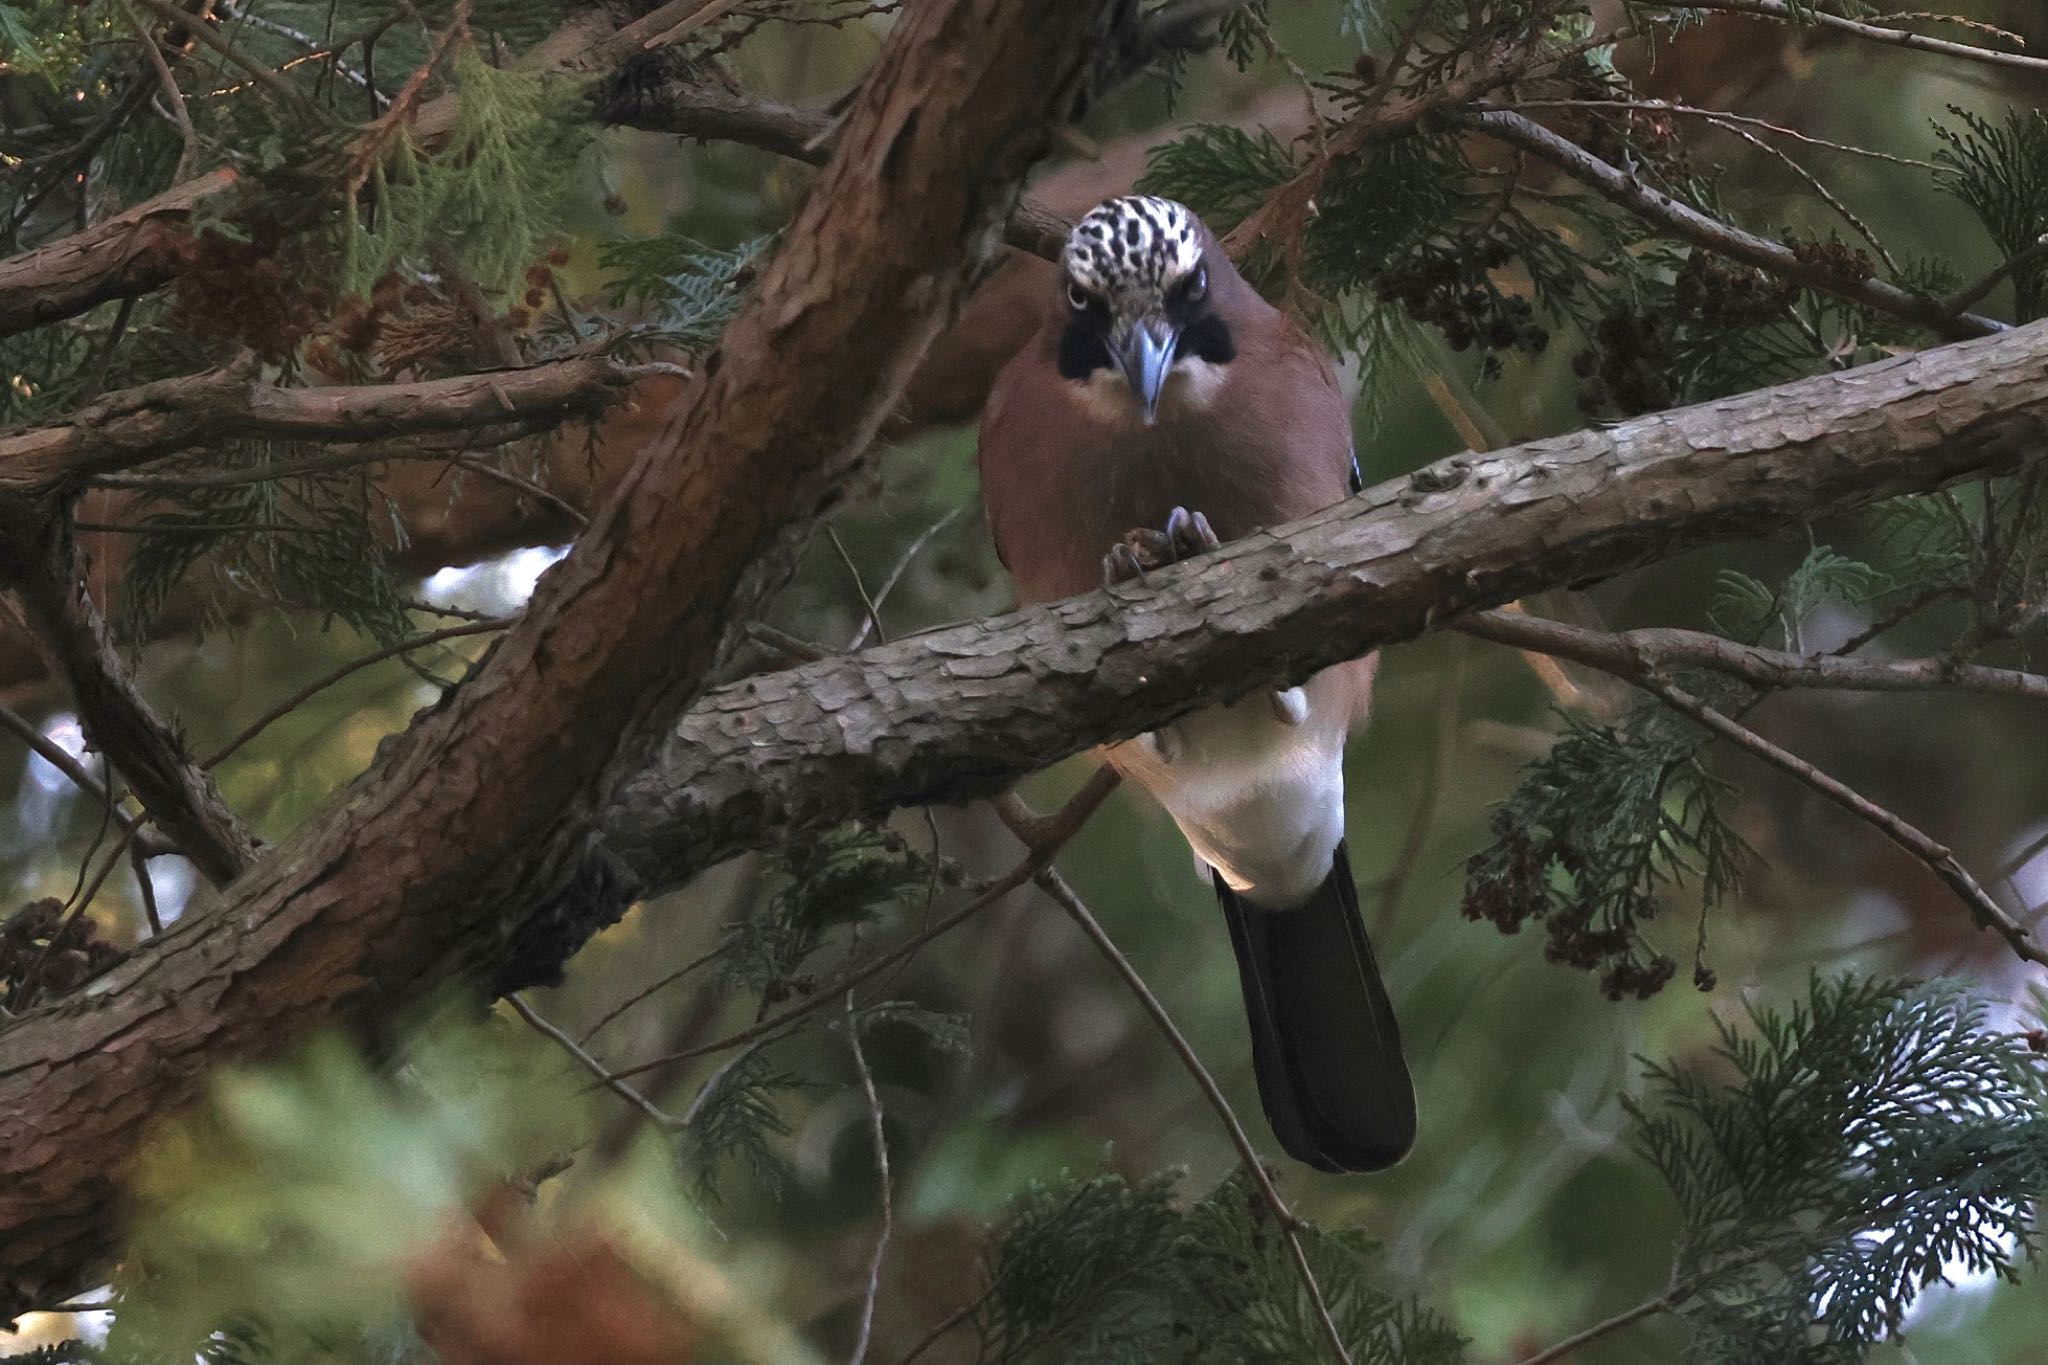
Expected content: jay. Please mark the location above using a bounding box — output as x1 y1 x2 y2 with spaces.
977 195 1415 1172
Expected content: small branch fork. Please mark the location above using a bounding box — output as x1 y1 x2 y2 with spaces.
1459 609 2048 971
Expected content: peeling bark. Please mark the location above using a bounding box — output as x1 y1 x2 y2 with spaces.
0 0 1119 1315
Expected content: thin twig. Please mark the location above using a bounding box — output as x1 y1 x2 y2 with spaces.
828 527 889 647
1506 97 1939 171
579 933 738 1043
1649 676 2047 967
1455 611 2048 703
1507 1291 1670 1365
0 704 172 856
1944 233 2048 314
847 506 964 652
1464 108 2003 341
125 2 199 181
598 771 1121 1087
1461 611 2047 968
1372 644 1464 926
131 0 328 117
1027 863 1355 1365
1652 0 2048 75
202 619 511 768
15 825 141 1009
129 838 162 936
509 992 680 1128
843 991 892 1365
452 456 589 529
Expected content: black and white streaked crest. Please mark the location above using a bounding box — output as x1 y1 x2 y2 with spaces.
1064 196 1203 306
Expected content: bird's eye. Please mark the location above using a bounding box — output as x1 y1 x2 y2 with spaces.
1067 281 1091 311
1186 265 1208 303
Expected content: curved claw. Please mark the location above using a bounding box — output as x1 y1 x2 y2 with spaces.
1164 506 1222 560
1103 541 1149 587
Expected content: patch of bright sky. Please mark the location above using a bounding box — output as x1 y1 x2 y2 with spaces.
419 544 569 615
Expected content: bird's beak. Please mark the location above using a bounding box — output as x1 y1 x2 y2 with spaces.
1114 319 1178 425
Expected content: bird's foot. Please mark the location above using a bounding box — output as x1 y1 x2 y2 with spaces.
1101 506 1221 586
1163 506 1221 559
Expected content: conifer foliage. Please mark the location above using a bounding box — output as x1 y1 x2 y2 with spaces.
4 0 2048 1361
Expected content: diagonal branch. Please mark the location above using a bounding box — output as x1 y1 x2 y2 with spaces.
0 354 648 493
5 260 2048 1316
6 535 254 887
0 0 1122 1318
0 170 238 340
1464 108 2003 341
1650 674 2042 966
605 319 2048 892
1459 609 2047 968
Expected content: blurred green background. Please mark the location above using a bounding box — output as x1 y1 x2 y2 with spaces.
7 2 2048 1361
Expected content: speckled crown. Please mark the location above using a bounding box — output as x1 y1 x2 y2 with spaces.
1062 196 1203 303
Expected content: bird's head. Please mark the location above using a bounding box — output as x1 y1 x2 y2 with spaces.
1058 195 1236 425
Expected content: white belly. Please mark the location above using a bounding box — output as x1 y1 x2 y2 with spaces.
1106 667 1356 908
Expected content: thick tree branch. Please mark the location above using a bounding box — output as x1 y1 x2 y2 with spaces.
603 321 2048 889
0 354 645 493
1465 108 2004 342
0 170 238 340
0 0 1119 1318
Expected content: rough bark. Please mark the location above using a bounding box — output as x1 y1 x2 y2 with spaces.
0 109 1177 695
0 355 642 493
603 319 2048 883
0 0 1118 1318
6 309 2045 1317
0 171 237 340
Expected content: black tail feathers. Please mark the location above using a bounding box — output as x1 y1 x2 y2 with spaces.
1214 842 1415 1172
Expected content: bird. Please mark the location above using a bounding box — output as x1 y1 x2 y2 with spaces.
976 194 1415 1173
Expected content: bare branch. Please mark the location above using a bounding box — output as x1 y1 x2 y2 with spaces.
1026 862 1354 1365
1465 108 2003 340
1647 675 2045 967
1509 1293 1671 1365
1455 611 2048 703
600 770 1122 1085
507 992 680 1130
0 703 175 858
0 355 641 493
1661 0 2048 75
200 619 512 769
842 990 891 1365
7 537 252 887
1458 610 2047 969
